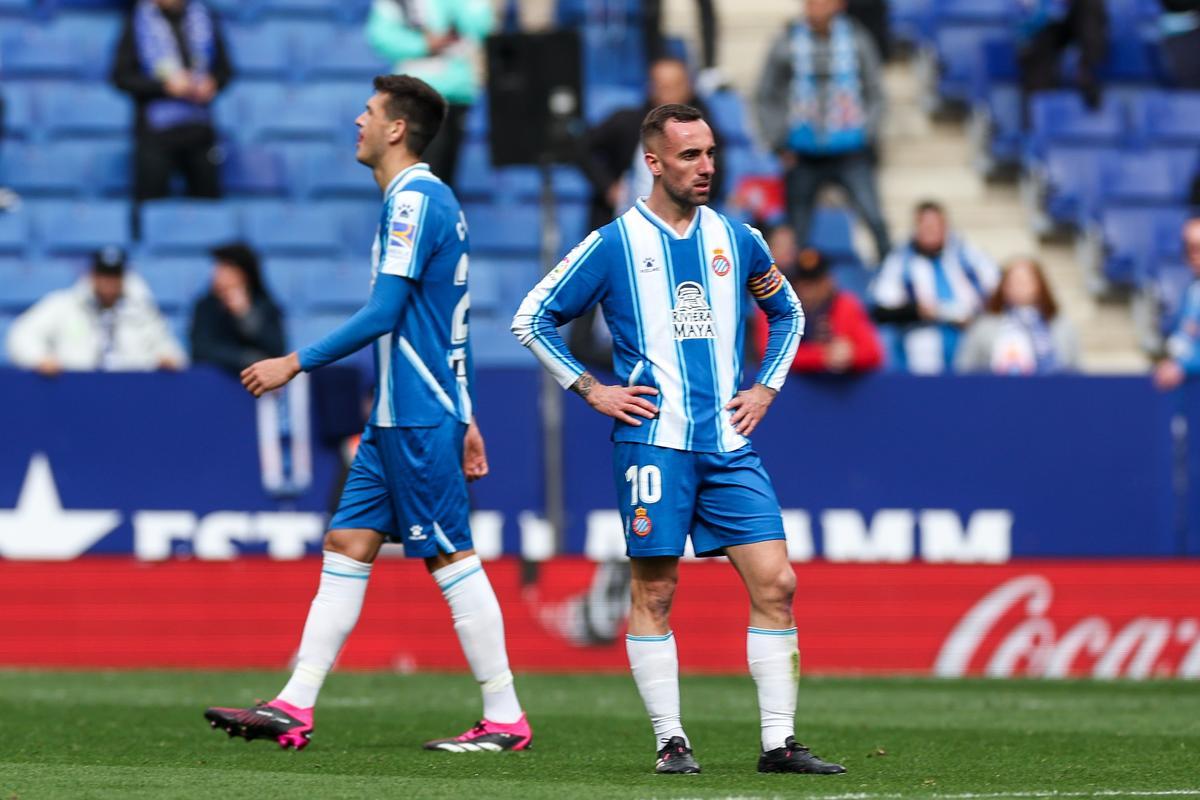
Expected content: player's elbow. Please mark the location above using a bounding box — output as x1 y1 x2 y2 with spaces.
510 312 538 348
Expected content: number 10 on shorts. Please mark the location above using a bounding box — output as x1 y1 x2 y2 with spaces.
624 464 662 505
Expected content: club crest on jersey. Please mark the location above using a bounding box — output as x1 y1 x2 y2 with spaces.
710 248 732 277
672 281 715 340
631 507 653 537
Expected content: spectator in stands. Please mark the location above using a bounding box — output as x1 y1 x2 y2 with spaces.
1016 0 1109 111
1154 217 1200 390
5 247 186 375
956 256 1079 374
872 201 1000 374
366 0 493 187
846 0 891 61
578 56 723 232
190 243 285 376
111 0 233 203
757 232 883 373
643 0 724 91
1158 1 1200 88
755 0 890 263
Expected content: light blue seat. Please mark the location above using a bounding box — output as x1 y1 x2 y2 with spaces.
141 201 240 256
33 200 131 255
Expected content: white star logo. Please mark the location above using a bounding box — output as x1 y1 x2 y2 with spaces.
0 453 121 559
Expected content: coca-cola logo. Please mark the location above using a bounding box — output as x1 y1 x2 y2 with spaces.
935 575 1200 679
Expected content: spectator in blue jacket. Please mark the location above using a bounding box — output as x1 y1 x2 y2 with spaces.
1155 217 1200 390
872 201 1000 374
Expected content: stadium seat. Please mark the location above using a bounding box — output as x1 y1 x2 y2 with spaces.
935 26 1009 104
1099 206 1190 286
464 97 489 141
1036 146 1116 227
1026 92 1127 163
808 208 859 264
0 24 90 79
585 84 643 125
82 141 133 196
41 84 130 141
0 142 89 197
261 257 319 310
259 0 370 22
556 201 590 254
934 0 1011 25
1 85 34 141
1131 91 1200 147
244 202 344 256
301 144 377 199
889 0 934 46
300 263 369 311
979 85 1023 170
0 260 80 308
0 206 31 255
455 141 498 202
326 199 381 256
225 23 291 80
247 84 356 143
141 201 240 256
33 200 131 254
470 316 533 366
703 91 752 147
832 263 872 301
219 143 290 196
463 202 541 256
136 258 211 313
1152 259 1194 337
1099 151 1192 210
303 28 390 81
1095 35 1159 83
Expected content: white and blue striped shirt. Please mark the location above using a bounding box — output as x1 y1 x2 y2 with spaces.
513 200 804 453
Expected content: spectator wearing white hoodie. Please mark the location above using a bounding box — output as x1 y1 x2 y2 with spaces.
6 247 186 375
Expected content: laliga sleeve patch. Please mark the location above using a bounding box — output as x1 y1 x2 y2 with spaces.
544 230 600 285
381 191 427 277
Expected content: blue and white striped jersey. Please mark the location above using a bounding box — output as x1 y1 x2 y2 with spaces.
513 199 804 453
369 162 472 427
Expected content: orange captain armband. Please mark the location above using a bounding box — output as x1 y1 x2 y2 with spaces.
748 264 785 299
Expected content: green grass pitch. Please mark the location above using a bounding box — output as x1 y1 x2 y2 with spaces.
1 670 1197 799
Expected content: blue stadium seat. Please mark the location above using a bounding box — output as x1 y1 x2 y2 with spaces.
703 91 752 146
1099 151 1191 209
889 0 934 46
41 84 130 141
245 202 343 256
327 199 381 257
586 84 643 125
261 257 318 310
0 206 31 255
1131 91 1200 147
287 312 365 365
220 143 290 196
809 208 859 263
301 144 376 198
980 85 1023 169
1095 35 1159 83
1027 92 1128 160
0 142 89 197
463 203 541 256
0 261 80 308
832 263 872 301
81 141 133 196
204 0 260 21
455 140 498 202
934 0 1011 25
259 0 370 21
33 200 130 254
141 201 240 256
300 262 369 311
1099 206 1190 286
50 12 123 59
1 85 34 141
303 28 390 81
556 201 590 254
470 316 531 366
0 24 90 79
0 0 32 16
1037 146 1116 227
464 97 489 141
225 23 291 79
935 26 1009 104
247 85 353 143
136 258 210 313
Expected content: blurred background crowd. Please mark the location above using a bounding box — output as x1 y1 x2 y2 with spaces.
1 0 1199 386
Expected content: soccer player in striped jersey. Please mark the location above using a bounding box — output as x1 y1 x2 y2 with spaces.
203 75 531 754
513 104 844 776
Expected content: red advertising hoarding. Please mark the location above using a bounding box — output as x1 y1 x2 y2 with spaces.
2 559 1197 677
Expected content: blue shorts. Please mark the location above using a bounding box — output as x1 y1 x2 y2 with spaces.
328 418 471 558
612 442 786 558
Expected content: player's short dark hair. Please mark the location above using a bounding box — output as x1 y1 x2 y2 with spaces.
372 74 447 156
641 103 705 144
915 199 946 218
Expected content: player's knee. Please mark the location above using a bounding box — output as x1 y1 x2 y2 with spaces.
632 576 677 622
323 530 377 564
757 565 796 614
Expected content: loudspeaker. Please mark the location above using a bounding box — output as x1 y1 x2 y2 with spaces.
485 31 583 167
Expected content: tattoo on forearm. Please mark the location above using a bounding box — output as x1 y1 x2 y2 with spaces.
572 372 597 399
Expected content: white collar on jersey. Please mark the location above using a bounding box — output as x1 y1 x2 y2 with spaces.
633 197 704 241
383 161 434 199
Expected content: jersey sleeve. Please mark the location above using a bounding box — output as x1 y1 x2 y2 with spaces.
511 230 610 389
745 225 805 391
380 189 437 280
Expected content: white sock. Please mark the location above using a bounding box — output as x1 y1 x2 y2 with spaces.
747 626 799 751
626 631 687 748
432 555 523 724
276 551 372 709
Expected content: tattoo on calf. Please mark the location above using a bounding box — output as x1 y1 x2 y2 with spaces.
572 372 596 399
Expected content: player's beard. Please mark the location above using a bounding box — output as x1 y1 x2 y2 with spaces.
662 173 710 209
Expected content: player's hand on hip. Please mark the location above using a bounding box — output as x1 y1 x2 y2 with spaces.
573 374 659 426
726 383 777 436
463 419 489 482
241 352 301 397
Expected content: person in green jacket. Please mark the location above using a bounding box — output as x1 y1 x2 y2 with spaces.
366 0 493 187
